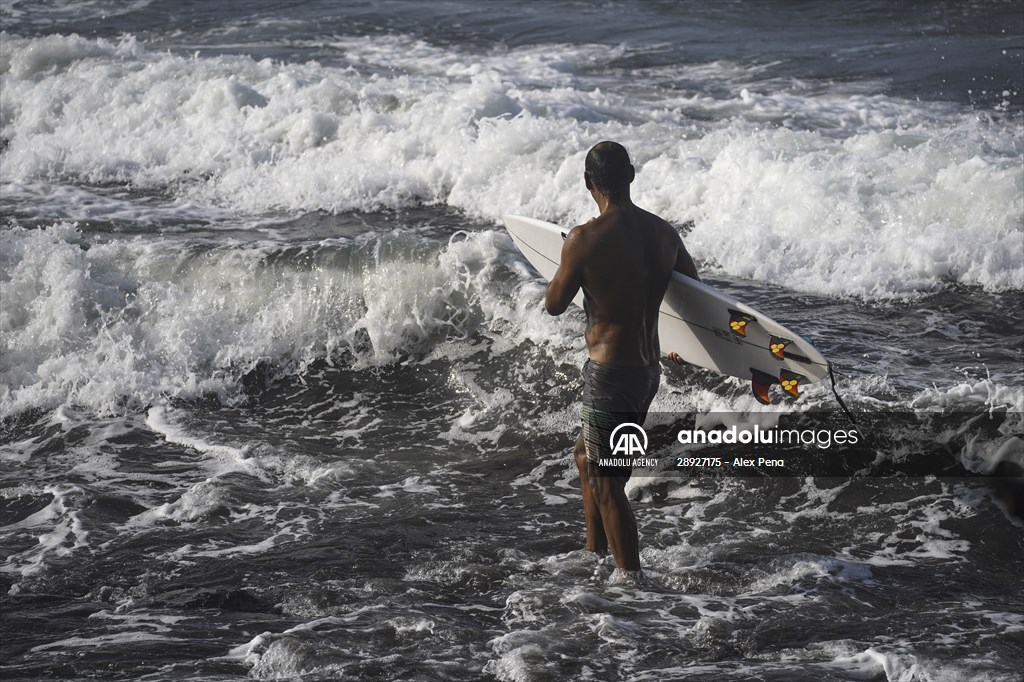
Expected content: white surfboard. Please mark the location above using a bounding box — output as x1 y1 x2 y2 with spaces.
503 214 829 404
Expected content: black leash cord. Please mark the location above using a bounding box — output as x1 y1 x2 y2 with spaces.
829 361 858 428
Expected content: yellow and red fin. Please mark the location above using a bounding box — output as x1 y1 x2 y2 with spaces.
728 309 756 337
751 368 776 405
769 335 791 360
779 369 805 398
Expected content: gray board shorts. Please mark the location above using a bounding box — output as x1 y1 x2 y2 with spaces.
581 358 660 472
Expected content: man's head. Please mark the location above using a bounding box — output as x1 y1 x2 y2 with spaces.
585 141 635 204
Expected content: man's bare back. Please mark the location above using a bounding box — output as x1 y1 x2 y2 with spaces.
545 195 699 367
552 206 697 366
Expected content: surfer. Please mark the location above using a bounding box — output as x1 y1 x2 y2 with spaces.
545 141 700 576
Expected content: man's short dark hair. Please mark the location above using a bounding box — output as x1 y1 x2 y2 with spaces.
585 141 633 201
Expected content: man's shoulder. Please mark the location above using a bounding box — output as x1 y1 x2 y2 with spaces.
572 211 631 236
565 216 602 244
570 214 603 230
636 207 677 232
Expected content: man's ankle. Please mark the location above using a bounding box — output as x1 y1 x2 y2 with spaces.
609 568 645 585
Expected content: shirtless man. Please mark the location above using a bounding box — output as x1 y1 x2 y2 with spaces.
545 141 700 575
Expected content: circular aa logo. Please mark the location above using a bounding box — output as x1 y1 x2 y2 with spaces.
609 422 648 456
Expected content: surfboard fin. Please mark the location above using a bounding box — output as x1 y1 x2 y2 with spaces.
779 369 805 398
751 368 776 405
728 309 756 337
769 335 791 360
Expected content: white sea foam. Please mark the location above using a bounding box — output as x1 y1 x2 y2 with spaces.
911 378 1024 412
1 484 89 577
375 475 440 497
1 222 569 416
129 478 233 525
29 631 189 652
746 557 874 593
145 406 253 466
823 645 927 681
1 33 1020 298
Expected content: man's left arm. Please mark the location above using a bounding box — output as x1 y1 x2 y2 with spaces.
545 229 584 316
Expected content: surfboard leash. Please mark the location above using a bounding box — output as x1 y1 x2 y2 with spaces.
828 361 857 428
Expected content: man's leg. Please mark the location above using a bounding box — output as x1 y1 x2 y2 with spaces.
574 433 607 555
587 468 640 571
576 362 657 574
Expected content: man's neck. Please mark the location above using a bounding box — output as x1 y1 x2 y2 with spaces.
597 195 634 214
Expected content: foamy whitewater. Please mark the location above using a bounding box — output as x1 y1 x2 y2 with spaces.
1 1 1022 680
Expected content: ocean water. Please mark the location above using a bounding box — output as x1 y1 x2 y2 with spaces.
1 1 1022 680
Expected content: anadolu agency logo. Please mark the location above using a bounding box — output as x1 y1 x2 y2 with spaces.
609 423 648 456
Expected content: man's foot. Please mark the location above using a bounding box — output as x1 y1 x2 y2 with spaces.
608 568 647 586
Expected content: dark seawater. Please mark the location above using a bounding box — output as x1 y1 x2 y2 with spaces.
1 1 1022 680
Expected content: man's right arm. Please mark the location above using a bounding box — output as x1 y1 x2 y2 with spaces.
545 228 585 316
